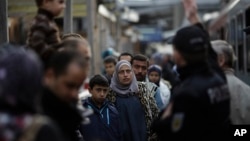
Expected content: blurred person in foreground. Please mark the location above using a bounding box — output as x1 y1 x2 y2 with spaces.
181 0 226 81
80 75 122 141
211 40 250 124
27 0 65 56
151 1 230 140
60 34 94 139
61 33 92 72
41 48 88 141
56 34 93 103
0 44 63 141
107 60 159 141
152 25 230 141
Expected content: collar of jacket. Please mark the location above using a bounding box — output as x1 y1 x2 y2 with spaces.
38 8 55 20
224 68 235 75
84 98 109 112
41 87 83 131
177 62 210 80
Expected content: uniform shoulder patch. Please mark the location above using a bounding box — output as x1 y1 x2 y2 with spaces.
171 113 185 133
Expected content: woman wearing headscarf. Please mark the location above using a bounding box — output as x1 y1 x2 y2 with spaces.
148 65 171 110
0 44 63 141
107 60 159 141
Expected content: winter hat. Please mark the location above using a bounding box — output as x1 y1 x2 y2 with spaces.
148 65 162 86
148 65 162 76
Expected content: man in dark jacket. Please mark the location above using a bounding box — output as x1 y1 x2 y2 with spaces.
27 0 65 55
80 75 122 141
152 25 230 141
42 50 88 141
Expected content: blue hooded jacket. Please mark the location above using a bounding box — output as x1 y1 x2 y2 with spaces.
80 98 122 141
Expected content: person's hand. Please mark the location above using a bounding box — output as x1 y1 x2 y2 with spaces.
182 0 200 24
161 102 173 120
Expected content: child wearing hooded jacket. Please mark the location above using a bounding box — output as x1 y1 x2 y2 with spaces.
80 75 122 141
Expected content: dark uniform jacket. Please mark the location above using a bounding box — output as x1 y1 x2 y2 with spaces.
41 88 83 141
27 8 61 55
152 63 230 141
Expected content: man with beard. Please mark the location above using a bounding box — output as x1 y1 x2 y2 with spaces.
132 54 163 110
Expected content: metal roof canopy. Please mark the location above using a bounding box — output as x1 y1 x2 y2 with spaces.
118 0 221 7
209 0 250 32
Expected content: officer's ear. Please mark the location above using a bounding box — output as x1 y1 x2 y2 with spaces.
218 54 225 68
161 102 173 120
44 68 56 86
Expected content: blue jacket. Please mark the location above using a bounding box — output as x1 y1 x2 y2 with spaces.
80 98 122 141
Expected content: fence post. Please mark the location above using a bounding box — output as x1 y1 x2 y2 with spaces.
0 0 9 44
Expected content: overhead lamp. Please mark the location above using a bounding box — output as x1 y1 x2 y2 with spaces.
98 4 117 22
203 12 219 21
121 7 139 23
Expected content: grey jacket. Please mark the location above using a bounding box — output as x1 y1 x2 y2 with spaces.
225 69 250 124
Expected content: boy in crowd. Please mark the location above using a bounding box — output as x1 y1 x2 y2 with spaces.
27 0 65 55
103 56 117 84
80 75 122 141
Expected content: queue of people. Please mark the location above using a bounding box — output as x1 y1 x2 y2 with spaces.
1 0 250 141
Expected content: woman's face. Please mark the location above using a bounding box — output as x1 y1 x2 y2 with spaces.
148 71 160 84
118 65 133 86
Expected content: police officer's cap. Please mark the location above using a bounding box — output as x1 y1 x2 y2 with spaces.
173 25 209 54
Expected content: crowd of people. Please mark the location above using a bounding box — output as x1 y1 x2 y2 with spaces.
1 0 250 141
